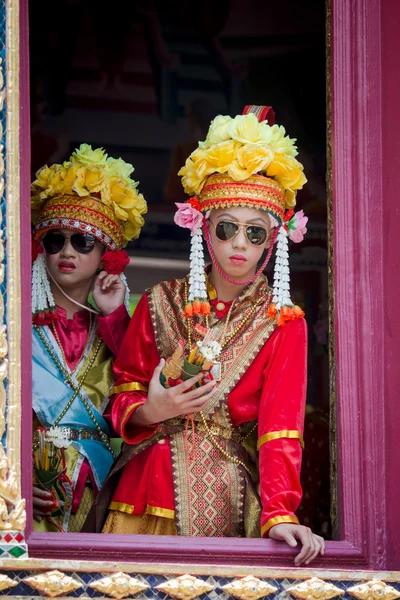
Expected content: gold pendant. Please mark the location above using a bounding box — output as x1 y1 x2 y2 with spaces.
211 362 221 381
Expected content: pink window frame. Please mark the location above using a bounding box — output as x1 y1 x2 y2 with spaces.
19 0 396 569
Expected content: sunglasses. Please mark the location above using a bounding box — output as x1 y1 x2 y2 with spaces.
42 231 97 255
209 220 269 246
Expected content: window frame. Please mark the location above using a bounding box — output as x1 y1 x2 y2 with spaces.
20 0 389 569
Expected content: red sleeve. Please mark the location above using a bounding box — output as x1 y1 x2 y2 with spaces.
258 318 307 537
109 294 161 444
97 304 130 356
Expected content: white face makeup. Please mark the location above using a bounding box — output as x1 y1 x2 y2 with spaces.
44 229 104 291
207 207 272 282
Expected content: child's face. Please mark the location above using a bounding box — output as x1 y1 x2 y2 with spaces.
44 228 104 290
207 206 272 281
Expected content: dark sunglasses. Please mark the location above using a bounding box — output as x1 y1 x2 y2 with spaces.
209 220 268 246
42 231 97 255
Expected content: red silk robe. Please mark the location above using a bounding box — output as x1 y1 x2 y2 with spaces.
108 288 307 537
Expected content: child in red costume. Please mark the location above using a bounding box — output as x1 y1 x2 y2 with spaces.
90 107 325 565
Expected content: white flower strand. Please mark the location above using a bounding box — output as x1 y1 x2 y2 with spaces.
120 272 132 315
32 253 55 314
272 226 293 310
188 227 207 302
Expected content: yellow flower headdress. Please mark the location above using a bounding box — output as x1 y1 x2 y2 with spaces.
32 144 147 250
175 105 308 326
178 105 306 219
31 144 148 317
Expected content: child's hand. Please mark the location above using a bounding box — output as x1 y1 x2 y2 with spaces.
33 485 53 520
93 271 126 315
131 359 217 426
269 523 325 565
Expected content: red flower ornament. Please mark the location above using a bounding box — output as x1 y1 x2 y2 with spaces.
102 250 130 274
32 239 44 263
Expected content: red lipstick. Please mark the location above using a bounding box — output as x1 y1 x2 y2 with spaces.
58 261 76 273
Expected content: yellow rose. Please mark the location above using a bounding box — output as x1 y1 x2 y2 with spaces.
109 177 138 208
106 156 135 179
100 183 112 206
266 153 292 178
227 160 249 181
127 209 145 227
205 140 239 172
236 143 274 177
47 169 65 195
201 115 232 147
113 201 128 221
73 167 89 196
70 144 108 167
284 189 296 207
269 125 298 157
72 166 105 196
134 193 148 215
278 167 307 191
179 155 212 196
85 166 106 193
32 165 57 191
228 113 272 145
62 164 81 192
124 220 141 241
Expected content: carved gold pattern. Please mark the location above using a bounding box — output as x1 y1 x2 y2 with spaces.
347 580 400 600
5 0 22 485
89 572 150 599
23 570 83 597
287 577 344 600
0 15 26 530
222 575 278 599
156 574 214 599
0 574 18 591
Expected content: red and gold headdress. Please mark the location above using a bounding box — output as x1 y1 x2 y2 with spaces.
31 144 147 317
175 106 308 325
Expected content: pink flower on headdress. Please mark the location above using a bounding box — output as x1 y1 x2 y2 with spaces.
174 201 203 233
286 209 308 243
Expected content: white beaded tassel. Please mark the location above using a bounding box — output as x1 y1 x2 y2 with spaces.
272 225 293 310
188 228 207 303
119 272 132 314
32 253 55 314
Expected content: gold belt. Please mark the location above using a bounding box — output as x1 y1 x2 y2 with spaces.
164 417 254 445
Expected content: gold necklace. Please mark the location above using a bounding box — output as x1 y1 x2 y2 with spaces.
51 312 93 374
184 279 267 353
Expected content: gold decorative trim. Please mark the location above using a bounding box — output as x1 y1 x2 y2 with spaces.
0 574 18 592
111 381 148 394
89 572 149 599
347 580 400 600
5 0 22 483
120 401 145 432
0 559 399 579
23 570 83 597
261 514 299 536
146 504 175 519
222 575 278 600
156 574 214 599
109 500 135 514
257 429 304 450
287 577 344 600
0 9 26 530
